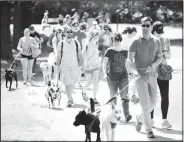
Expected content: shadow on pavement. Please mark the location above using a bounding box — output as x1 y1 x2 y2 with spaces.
154 127 183 135
71 104 87 109
139 132 177 141
119 121 136 126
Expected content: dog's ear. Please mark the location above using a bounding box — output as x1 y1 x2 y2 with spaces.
5 69 7 73
82 110 86 115
111 102 115 109
48 81 51 86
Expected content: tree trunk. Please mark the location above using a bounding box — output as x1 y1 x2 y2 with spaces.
0 2 13 60
12 1 22 50
12 1 33 50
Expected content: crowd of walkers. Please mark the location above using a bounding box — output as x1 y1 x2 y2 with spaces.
17 10 173 138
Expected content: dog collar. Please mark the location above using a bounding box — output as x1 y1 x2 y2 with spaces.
110 121 117 129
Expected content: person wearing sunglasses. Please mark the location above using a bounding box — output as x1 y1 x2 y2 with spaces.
103 33 132 122
56 28 82 107
151 21 172 129
128 17 162 138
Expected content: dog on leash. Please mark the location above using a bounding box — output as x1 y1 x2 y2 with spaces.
73 98 101 142
40 52 56 84
40 62 52 84
99 100 122 141
45 80 62 108
5 63 18 91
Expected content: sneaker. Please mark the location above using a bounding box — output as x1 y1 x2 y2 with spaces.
135 115 142 132
67 101 72 107
161 120 172 129
146 131 155 138
27 81 32 86
125 114 132 122
77 82 82 88
94 98 99 104
131 95 139 104
23 81 27 85
82 92 89 102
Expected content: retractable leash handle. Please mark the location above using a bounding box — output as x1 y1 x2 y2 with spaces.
8 52 21 70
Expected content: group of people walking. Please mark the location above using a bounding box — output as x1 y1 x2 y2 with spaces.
17 12 172 138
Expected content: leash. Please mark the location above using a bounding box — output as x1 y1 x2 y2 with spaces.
8 52 21 70
94 75 141 113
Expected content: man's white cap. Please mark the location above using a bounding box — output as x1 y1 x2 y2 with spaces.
93 21 98 25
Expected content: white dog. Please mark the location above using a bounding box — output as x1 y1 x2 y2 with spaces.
40 62 52 84
40 52 57 84
99 102 122 141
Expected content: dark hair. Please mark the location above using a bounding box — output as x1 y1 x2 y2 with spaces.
141 17 153 25
29 25 34 31
151 21 164 34
114 33 122 42
103 24 112 32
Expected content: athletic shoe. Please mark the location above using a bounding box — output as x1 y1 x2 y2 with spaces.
161 120 172 129
146 131 155 138
135 115 142 132
125 114 132 122
67 101 72 107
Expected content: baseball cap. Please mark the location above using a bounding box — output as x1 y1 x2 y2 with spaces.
152 21 164 34
93 21 98 25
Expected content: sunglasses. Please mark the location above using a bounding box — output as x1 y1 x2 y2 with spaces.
67 31 73 33
104 28 109 31
141 24 151 28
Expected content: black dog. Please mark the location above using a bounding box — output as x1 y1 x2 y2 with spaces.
73 98 101 142
5 68 18 91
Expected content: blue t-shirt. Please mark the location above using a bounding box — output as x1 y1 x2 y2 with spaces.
104 48 128 80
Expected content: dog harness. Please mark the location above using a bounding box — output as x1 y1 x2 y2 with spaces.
85 114 99 132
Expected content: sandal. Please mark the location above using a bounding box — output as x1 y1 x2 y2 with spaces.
82 92 89 102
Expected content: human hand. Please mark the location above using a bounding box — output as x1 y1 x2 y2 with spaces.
145 65 153 73
18 48 23 53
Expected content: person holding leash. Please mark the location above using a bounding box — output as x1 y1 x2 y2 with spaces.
129 17 162 138
103 33 132 122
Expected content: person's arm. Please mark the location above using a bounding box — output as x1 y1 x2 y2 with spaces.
56 41 62 66
103 57 108 79
52 38 57 55
17 38 23 53
76 40 84 67
150 40 162 68
128 39 139 75
164 38 171 59
32 38 39 48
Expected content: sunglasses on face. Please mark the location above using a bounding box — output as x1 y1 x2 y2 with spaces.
141 24 151 28
67 31 73 34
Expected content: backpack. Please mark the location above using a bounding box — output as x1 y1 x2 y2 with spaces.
60 40 83 66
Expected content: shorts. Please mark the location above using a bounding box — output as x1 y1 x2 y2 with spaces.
21 54 33 60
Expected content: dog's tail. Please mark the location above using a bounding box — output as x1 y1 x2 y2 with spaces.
90 98 95 113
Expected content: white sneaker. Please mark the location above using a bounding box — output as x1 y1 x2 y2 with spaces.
161 120 172 129
27 81 32 86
